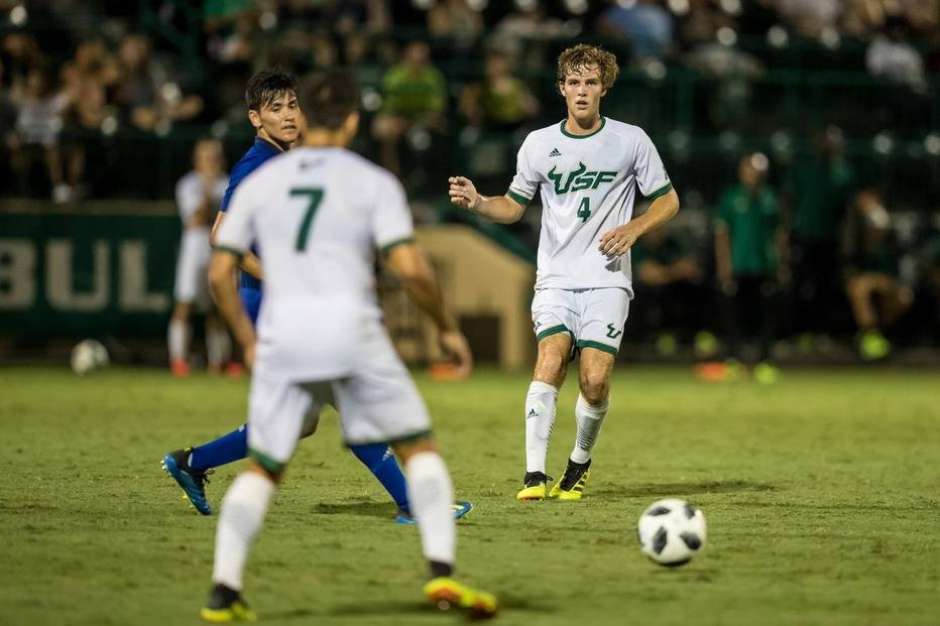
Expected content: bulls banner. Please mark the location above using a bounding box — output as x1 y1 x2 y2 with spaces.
0 206 181 338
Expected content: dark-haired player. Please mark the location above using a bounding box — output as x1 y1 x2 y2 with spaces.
201 70 496 622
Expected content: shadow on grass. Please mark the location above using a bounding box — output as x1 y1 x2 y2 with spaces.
325 595 554 618
310 500 396 519
594 480 776 498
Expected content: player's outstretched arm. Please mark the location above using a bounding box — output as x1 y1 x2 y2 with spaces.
208 249 257 367
448 176 525 224
599 188 680 257
385 242 473 377
210 211 264 280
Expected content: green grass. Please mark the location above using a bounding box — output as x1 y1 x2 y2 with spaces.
1 365 938 626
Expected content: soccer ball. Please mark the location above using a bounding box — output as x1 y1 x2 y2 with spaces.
70 339 110 375
637 498 707 567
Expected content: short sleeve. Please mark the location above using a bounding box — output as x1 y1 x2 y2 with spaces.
214 181 258 255
634 129 672 200
373 173 415 254
507 136 539 206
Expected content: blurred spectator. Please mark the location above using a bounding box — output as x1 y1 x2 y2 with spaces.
459 51 538 133
633 223 706 354
6 66 70 202
844 190 913 360
866 15 927 91
428 0 483 50
114 33 203 132
371 41 446 176
714 153 785 366
168 138 230 377
784 126 855 339
598 0 674 60
1 32 42 94
776 0 840 37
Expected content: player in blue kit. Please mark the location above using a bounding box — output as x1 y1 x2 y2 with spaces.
161 69 471 524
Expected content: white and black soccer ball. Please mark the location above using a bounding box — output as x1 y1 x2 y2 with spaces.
637 498 707 567
70 339 110 375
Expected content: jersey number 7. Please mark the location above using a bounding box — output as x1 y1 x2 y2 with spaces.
290 187 325 251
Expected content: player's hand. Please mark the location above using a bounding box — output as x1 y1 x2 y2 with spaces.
448 176 480 211
599 223 641 257
438 330 473 378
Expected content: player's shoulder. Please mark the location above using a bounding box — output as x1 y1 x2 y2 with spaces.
521 121 564 147
176 170 199 191
604 118 652 142
332 148 403 192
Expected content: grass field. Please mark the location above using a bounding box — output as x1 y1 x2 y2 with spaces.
1 365 938 626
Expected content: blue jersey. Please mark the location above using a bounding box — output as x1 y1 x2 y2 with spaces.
220 137 282 293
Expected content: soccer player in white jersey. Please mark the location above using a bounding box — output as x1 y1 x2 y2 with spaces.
200 72 497 621
449 44 680 501
168 138 231 377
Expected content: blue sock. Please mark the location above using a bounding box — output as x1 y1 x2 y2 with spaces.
188 424 248 472
349 443 410 513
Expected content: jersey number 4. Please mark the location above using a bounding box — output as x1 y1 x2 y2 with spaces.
291 187 324 251
577 197 591 223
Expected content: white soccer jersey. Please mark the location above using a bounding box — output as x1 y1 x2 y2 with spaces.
508 117 672 294
176 171 227 226
215 147 414 381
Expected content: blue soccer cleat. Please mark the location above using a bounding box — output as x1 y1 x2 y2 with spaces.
162 448 213 515
395 500 474 525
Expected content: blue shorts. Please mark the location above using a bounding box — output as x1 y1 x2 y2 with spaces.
239 286 263 326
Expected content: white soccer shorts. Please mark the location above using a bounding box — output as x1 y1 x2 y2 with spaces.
173 228 211 306
531 287 631 355
246 324 431 471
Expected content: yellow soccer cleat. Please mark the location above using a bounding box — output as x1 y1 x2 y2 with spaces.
548 459 591 501
424 576 498 619
200 585 257 622
516 472 552 501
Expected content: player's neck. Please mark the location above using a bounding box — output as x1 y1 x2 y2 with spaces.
256 130 290 152
564 113 603 136
303 129 349 148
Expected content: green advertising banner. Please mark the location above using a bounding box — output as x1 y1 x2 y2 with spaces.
0 206 182 338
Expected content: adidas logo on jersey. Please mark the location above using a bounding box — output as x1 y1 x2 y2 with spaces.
549 148 562 157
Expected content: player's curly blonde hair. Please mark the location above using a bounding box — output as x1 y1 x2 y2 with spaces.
556 44 620 90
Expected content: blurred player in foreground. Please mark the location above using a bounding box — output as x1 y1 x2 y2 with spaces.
200 71 496 621
449 44 680 501
162 70 471 523
167 138 230 377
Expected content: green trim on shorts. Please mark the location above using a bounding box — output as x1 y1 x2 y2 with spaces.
576 339 619 356
645 181 673 201
345 429 434 448
536 324 572 341
380 236 415 256
212 244 245 259
248 448 286 474
506 190 532 207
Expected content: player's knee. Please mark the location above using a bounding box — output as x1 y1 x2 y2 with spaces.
579 371 609 405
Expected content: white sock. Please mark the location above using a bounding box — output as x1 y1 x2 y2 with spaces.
212 472 275 590
525 381 558 474
168 318 189 362
570 393 608 464
206 326 232 368
405 451 455 567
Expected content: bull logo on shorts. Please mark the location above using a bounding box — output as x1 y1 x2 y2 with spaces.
606 324 622 339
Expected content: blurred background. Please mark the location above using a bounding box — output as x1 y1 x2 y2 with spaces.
1 0 939 371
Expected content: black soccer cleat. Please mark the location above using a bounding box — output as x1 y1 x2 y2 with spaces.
516 471 553 501
549 458 592 501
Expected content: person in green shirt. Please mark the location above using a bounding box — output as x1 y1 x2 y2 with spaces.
784 126 855 338
372 40 447 176
715 152 786 369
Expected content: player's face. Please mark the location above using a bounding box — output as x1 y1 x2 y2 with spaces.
252 91 300 147
559 65 606 125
